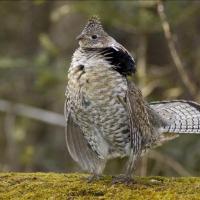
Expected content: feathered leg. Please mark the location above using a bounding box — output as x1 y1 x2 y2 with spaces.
86 160 106 183
112 151 139 184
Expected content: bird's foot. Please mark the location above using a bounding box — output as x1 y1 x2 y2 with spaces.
112 175 135 185
87 174 102 183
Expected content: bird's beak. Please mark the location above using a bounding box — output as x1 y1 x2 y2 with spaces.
76 34 84 41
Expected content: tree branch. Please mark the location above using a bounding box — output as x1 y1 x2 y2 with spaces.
157 1 197 97
0 99 65 127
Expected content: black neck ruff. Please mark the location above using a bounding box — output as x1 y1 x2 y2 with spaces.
83 47 136 76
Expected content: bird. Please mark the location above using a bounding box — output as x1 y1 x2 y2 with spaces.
65 16 200 183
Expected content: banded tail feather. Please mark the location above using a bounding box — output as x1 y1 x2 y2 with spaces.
149 100 200 134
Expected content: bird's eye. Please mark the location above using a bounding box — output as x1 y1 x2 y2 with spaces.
91 35 97 39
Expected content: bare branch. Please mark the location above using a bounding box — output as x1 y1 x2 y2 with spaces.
157 1 197 97
0 99 65 127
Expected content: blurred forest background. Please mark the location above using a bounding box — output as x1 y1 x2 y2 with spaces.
1 0 200 177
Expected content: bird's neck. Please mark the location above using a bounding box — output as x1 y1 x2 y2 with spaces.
70 47 108 70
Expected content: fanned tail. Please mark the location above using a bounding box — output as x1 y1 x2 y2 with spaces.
149 100 200 134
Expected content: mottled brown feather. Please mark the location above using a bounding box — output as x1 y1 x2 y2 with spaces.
126 79 154 152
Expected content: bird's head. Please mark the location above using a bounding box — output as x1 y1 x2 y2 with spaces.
76 16 113 48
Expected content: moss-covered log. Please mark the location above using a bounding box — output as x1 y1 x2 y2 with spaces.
0 173 200 199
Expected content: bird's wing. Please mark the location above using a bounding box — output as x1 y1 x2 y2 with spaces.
64 98 105 174
125 79 154 152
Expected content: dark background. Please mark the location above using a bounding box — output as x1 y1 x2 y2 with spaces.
1 0 200 177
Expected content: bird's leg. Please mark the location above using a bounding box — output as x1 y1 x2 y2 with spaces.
87 174 102 183
112 174 133 185
112 153 139 184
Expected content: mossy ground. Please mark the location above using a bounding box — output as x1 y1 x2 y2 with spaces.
0 173 200 199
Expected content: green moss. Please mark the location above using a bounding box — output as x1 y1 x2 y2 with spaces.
0 173 200 200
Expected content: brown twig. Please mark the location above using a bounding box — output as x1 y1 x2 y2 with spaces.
157 1 197 97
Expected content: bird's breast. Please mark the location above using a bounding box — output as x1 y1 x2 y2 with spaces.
67 64 131 158
68 64 127 102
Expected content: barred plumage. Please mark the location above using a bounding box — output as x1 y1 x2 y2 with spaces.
150 100 200 133
65 16 200 182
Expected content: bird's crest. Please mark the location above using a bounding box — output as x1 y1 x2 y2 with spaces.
88 16 102 27
81 16 107 36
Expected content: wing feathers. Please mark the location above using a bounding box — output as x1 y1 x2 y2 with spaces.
126 80 154 152
65 114 106 174
65 97 106 174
